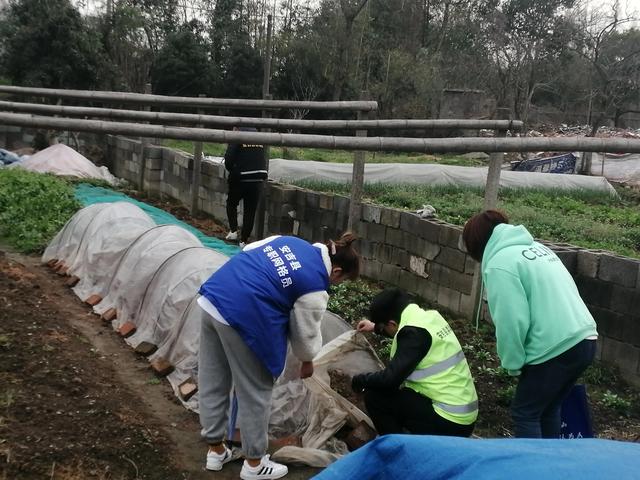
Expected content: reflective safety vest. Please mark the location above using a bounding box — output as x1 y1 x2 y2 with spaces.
390 304 478 425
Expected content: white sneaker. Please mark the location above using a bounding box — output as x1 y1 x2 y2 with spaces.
240 455 288 480
206 446 233 471
239 242 246 249
225 230 238 241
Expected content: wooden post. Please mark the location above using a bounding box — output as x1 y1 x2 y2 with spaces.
138 83 152 190
255 17 274 239
483 107 511 210
255 94 273 239
190 94 205 215
347 92 370 232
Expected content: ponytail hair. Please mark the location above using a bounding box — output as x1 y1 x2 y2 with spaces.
327 232 360 281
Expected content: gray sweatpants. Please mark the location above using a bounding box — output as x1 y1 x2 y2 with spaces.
198 308 275 458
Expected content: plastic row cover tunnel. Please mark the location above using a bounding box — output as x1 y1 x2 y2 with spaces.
43 204 383 467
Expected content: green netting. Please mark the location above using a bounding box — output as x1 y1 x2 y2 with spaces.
74 184 239 257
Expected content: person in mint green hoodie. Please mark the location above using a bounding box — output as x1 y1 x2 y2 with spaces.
462 210 598 438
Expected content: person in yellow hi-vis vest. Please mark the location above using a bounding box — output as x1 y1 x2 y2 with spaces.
353 288 478 436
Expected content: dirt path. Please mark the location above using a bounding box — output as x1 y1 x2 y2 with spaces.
0 249 318 480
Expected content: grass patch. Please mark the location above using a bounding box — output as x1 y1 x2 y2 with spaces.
162 139 480 166
0 169 81 253
290 181 640 258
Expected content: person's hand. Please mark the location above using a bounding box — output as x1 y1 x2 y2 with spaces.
351 374 367 394
357 319 375 333
300 361 314 379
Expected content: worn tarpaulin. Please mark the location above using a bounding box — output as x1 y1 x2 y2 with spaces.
314 435 640 480
74 183 240 257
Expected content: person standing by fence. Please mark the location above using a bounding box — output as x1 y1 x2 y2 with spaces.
462 210 598 438
224 127 267 248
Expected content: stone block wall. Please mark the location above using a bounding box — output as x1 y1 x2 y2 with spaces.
3 127 640 385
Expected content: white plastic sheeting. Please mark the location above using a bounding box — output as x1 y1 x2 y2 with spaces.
71 216 156 302
93 225 202 322
66 202 152 277
43 204 383 467
42 203 111 267
584 153 640 186
266 158 617 195
11 143 118 184
125 247 228 349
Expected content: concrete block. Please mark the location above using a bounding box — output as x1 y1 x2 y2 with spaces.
595 337 603 361
438 266 474 295
400 212 421 233
575 276 613 309
459 293 475 318
437 286 461 313
146 147 162 160
358 239 373 259
146 170 162 182
438 224 463 249
151 357 175 377
421 242 441 261
417 279 439 304
367 222 387 243
427 262 443 284
554 249 577 273
380 263 401 285
403 234 423 257
598 254 640 288
305 192 320 209
334 195 350 212
362 259 383 279
609 285 640 316
135 341 158 356
601 337 640 376
146 156 163 170
385 228 404 249
434 246 466 272
362 204 382 224
391 248 410 268
319 193 334 211
380 208 402 229
320 209 337 228
590 306 625 341
465 255 479 274
398 269 418 292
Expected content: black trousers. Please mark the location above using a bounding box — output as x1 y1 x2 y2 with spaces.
226 181 263 243
511 339 596 438
364 387 475 437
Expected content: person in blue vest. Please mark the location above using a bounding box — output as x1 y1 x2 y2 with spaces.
197 232 360 480
461 210 598 438
353 288 478 437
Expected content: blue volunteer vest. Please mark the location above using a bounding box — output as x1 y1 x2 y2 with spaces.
199 236 330 377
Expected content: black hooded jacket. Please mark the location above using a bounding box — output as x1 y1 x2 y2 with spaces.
224 127 267 183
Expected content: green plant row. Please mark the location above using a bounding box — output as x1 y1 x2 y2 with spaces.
293 181 640 258
0 169 81 253
163 139 481 166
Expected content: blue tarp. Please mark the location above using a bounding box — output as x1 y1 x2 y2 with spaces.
314 434 640 480
74 184 240 257
511 153 577 174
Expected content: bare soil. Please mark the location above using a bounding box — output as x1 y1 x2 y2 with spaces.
0 250 318 480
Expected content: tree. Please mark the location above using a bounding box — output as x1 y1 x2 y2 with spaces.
151 20 220 96
0 0 105 89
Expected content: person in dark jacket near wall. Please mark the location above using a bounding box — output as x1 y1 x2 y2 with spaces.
353 288 478 437
224 127 267 248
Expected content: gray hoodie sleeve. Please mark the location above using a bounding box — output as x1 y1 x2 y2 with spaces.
288 290 329 362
